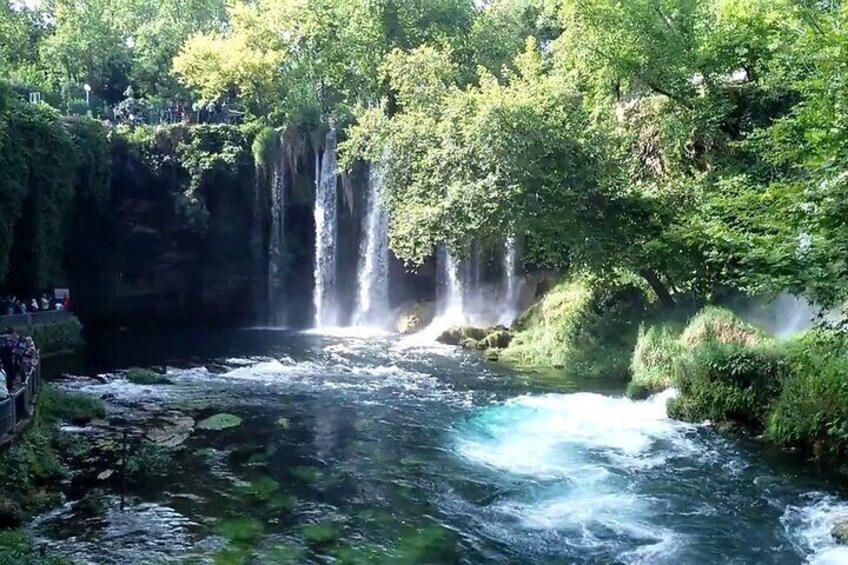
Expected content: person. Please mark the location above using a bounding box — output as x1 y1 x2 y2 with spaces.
221 101 230 124
0 366 8 399
62 295 72 311
206 101 215 123
1 327 17 391
40 295 49 311
30 298 38 312
55 300 64 311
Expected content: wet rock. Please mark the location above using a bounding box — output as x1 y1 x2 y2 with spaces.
197 413 243 431
437 326 488 346
460 338 479 350
0 499 22 529
481 330 513 349
833 516 848 544
395 301 436 334
485 350 501 362
125 367 172 385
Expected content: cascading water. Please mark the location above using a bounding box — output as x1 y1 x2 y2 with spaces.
313 129 339 328
353 162 390 326
438 247 465 323
267 134 287 326
499 236 519 325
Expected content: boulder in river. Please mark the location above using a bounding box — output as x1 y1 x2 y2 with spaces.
395 301 436 334
832 516 848 544
437 326 488 346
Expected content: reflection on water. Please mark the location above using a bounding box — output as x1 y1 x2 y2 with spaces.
31 328 848 564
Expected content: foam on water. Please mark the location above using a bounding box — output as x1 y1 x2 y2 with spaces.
454 390 693 561
783 495 848 564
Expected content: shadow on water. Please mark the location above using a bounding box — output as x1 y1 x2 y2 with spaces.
30 328 848 564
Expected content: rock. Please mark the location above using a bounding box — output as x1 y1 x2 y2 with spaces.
197 413 243 431
481 330 514 349
0 499 22 529
485 350 500 362
833 516 848 544
395 301 436 334
437 326 488 346
97 469 114 481
460 338 479 350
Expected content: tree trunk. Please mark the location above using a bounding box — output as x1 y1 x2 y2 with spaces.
640 269 675 310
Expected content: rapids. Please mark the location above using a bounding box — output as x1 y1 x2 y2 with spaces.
33 329 848 564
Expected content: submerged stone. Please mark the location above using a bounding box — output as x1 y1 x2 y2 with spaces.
198 414 243 431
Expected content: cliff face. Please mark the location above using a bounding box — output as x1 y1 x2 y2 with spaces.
76 125 262 327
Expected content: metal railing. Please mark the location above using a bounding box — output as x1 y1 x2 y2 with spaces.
0 364 41 439
0 310 72 328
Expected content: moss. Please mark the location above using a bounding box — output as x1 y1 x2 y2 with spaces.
40 387 105 425
502 276 651 379
302 522 340 546
126 441 173 481
125 367 171 385
217 517 265 544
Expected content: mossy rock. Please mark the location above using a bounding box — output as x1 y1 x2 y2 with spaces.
460 338 479 350
302 523 340 546
481 330 513 349
125 367 172 385
437 326 488 346
395 301 436 334
484 349 501 362
198 413 243 431
217 517 265 543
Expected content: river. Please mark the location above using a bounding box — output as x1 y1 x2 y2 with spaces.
32 328 848 564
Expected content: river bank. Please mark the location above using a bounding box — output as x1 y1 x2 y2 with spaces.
2 327 846 564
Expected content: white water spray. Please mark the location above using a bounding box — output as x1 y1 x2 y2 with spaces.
268 134 287 326
313 129 339 328
353 162 390 326
499 236 519 326
440 248 465 323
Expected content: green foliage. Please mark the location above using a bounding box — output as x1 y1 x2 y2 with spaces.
0 530 69 565
217 517 264 544
667 341 789 429
503 276 651 379
252 126 278 168
40 387 105 425
766 329 848 461
127 441 173 480
627 324 687 399
20 317 84 357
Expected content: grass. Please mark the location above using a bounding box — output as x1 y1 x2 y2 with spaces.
626 324 687 399
40 387 105 424
502 276 652 379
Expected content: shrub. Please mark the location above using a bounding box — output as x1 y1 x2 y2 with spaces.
627 324 687 399
680 306 762 348
765 329 848 461
127 441 173 481
667 342 789 429
503 276 651 379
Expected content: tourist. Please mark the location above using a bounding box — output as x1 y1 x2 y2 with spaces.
30 298 38 312
0 366 7 399
40 295 49 311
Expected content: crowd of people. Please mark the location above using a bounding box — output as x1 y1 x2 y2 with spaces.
0 327 39 399
2 294 70 316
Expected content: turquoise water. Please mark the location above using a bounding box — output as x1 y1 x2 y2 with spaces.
32 329 848 563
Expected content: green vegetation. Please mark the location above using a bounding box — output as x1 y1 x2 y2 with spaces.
13 317 84 357
629 307 848 464
197 413 243 431
124 367 171 385
502 277 651 379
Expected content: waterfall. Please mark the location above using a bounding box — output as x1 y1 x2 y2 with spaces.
499 236 519 325
313 129 339 328
353 162 390 326
438 247 465 322
267 135 287 325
